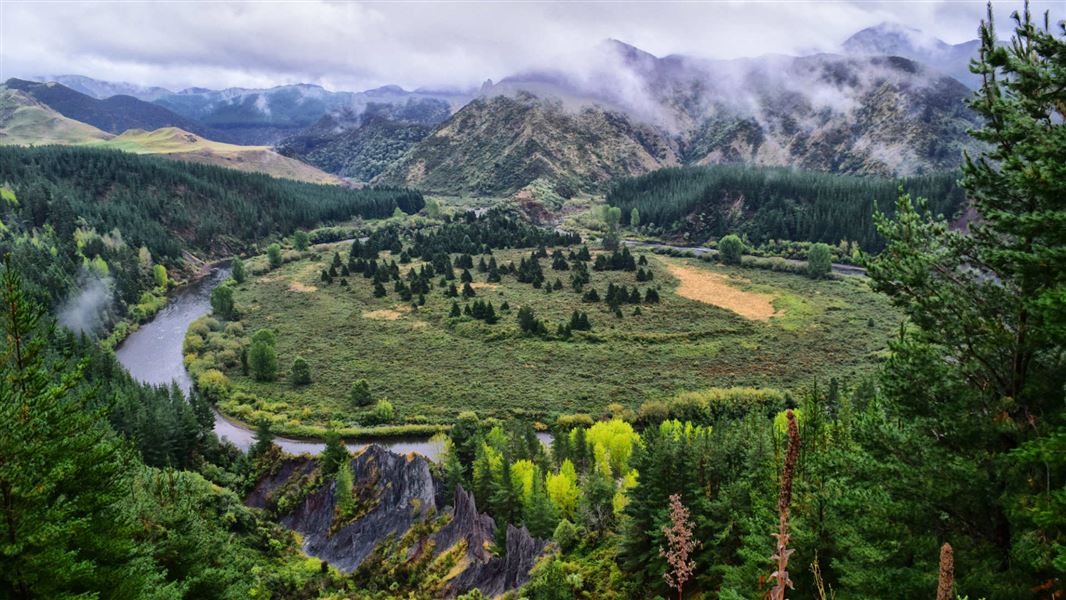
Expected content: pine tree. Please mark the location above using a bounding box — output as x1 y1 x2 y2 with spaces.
0 262 159 597
450 301 462 318
321 429 349 475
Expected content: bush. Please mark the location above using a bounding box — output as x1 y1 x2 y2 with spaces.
373 399 395 424
267 243 283 269
293 230 310 251
807 242 832 279
210 283 238 320
718 234 744 265
231 256 247 283
291 356 311 385
349 379 372 407
249 330 278 381
553 519 580 551
637 387 786 426
196 369 231 402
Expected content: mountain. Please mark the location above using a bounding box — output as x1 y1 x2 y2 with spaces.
31 74 173 101
373 91 679 196
0 85 341 184
374 42 978 195
154 83 470 145
275 98 450 182
842 22 981 87
0 88 114 145
93 127 344 185
4 78 217 138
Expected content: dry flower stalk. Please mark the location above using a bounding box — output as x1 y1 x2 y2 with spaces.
936 543 954 600
769 409 801 600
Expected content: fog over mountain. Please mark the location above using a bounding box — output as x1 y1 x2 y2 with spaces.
3 1 1061 93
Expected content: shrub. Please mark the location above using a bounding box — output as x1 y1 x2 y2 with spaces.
553 519 580 552
210 283 238 320
231 256 247 283
349 379 372 407
807 242 832 279
373 399 395 424
718 234 744 265
267 243 283 269
291 356 311 385
293 230 310 251
197 369 231 402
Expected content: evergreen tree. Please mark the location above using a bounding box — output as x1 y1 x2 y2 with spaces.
449 301 462 318
0 262 161 597
321 429 349 475
250 418 275 458
230 256 247 284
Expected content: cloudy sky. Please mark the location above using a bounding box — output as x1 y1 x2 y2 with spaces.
2 1 1063 93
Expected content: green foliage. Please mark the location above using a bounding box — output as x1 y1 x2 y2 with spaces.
349 378 372 408
292 230 310 251
210 281 238 320
230 256 247 284
806 242 832 279
290 356 311 385
0 262 161 597
321 429 349 475
607 163 965 251
0 145 424 262
718 234 744 265
248 328 278 382
152 263 168 288
373 399 395 424
266 243 283 269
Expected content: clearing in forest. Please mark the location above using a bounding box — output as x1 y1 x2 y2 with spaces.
668 264 778 321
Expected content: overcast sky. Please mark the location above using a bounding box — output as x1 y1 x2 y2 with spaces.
2 1 1063 93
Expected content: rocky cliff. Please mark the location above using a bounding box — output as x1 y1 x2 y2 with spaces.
246 444 549 597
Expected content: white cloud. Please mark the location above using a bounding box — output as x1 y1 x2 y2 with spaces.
1 0 1062 93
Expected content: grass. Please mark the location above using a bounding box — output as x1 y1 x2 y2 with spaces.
199 242 901 436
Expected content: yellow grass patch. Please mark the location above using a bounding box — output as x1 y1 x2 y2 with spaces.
287 281 318 293
668 264 778 321
470 282 499 289
362 309 406 321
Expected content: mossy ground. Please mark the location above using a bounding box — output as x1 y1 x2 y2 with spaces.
210 242 900 435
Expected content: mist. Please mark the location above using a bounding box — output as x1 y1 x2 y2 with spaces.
57 271 114 336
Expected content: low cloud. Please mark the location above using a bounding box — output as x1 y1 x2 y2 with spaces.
57 271 113 336
1 1 1061 93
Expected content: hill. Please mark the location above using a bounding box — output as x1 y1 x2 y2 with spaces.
0 145 423 261
94 127 344 185
276 99 452 182
0 88 114 145
373 92 679 196
3 78 217 138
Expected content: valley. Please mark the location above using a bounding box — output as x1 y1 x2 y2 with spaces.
1 5 1063 600
183 219 899 438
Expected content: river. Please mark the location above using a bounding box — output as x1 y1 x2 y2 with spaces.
115 267 448 458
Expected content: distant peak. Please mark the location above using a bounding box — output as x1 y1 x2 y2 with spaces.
600 38 658 62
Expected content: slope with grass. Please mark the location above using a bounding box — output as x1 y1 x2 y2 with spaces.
93 127 344 185
0 88 114 145
195 243 900 436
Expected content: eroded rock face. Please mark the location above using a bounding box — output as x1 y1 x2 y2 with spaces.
444 523 548 598
246 444 549 596
280 445 437 572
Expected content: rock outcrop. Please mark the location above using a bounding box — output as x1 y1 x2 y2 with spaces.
246 444 550 597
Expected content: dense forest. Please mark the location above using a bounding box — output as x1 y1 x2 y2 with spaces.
0 146 422 328
0 5 1063 600
605 165 967 251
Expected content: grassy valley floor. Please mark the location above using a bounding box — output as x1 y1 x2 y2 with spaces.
203 243 900 434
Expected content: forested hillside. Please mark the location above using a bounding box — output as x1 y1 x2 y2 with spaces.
0 146 421 326
607 165 966 250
